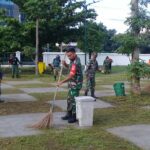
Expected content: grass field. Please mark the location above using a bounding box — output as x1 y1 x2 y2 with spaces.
0 66 150 150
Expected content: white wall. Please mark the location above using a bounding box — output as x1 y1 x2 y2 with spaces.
43 52 88 66
43 52 150 66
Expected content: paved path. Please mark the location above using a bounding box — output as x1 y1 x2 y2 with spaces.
95 90 115 97
1 94 37 102
4 80 43 85
20 87 67 93
1 83 14 89
1 80 150 150
107 124 150 150
0 112 76 138
49 99 114 111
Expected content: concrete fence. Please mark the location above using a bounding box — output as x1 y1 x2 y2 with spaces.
43 52 150 66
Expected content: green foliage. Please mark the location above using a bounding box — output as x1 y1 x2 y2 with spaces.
12 0 97 52
114 33 139 55
24 0 58 20
102 29 118 53
78 21 109 53
125 7 150 33
127 60 150 79
22 46 35 60
114 1 150 55
114 31 150 55
0 16 23 52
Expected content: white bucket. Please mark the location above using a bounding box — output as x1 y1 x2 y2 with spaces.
75 96 95 127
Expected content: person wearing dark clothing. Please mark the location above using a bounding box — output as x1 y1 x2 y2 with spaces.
57 47 83 123
9 54 21 78
103 56 110 74
108 57 113 72
84 52 99 99
103 56 113 74
52 55 61 81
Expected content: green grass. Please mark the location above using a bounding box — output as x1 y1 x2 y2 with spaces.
30 91 68 101
0 127 140 150
0 66 150 150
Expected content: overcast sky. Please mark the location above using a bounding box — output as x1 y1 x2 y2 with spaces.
86 0 131 33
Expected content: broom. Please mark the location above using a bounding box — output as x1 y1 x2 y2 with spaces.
29 53 66 129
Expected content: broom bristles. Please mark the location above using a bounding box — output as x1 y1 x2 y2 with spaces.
28 111 53 129
28 54 66 129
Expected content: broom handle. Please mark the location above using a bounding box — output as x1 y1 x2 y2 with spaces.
50 53 66 112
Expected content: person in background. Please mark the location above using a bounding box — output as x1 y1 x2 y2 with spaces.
38 58 46 74
8 53 21 78
108 56 113 72
48 63 54 75
8 54 13 66
52 55 61 81
57 47 83 123
84 52 99 99
103 56 110 74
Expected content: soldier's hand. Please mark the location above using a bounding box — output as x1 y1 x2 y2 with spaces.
56 81 63 87
61 60 66 66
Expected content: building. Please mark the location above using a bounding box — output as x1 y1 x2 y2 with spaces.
0 0 21 21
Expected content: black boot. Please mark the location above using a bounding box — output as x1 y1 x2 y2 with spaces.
54 76 56 81
84 90 88 96
61 112 72 120
91 89 97 100
68 114 77 123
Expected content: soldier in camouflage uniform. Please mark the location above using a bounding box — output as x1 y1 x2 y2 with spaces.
85 52 98 99
57 47 83 123
103 56 111 74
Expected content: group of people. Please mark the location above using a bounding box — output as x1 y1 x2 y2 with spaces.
56 47 100 123
6 50 112 123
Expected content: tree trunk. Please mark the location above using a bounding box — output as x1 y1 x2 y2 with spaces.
35 18 39 75
131 48 141 94
131 0 141 95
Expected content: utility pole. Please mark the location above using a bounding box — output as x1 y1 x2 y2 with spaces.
83 0 100 65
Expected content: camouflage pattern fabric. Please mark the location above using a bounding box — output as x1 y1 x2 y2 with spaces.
85 59 98 92
67 88 79 114
53 67 60 77
103 59 110 74
67 56 83 114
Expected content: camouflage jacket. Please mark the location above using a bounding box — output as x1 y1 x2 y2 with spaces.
85 59 98 78
68 56 83 90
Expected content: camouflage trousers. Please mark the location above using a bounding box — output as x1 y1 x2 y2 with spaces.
85 76 95 91
104 65 110 74
53 67 60 77
84 76 96 97
67 88 80 115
